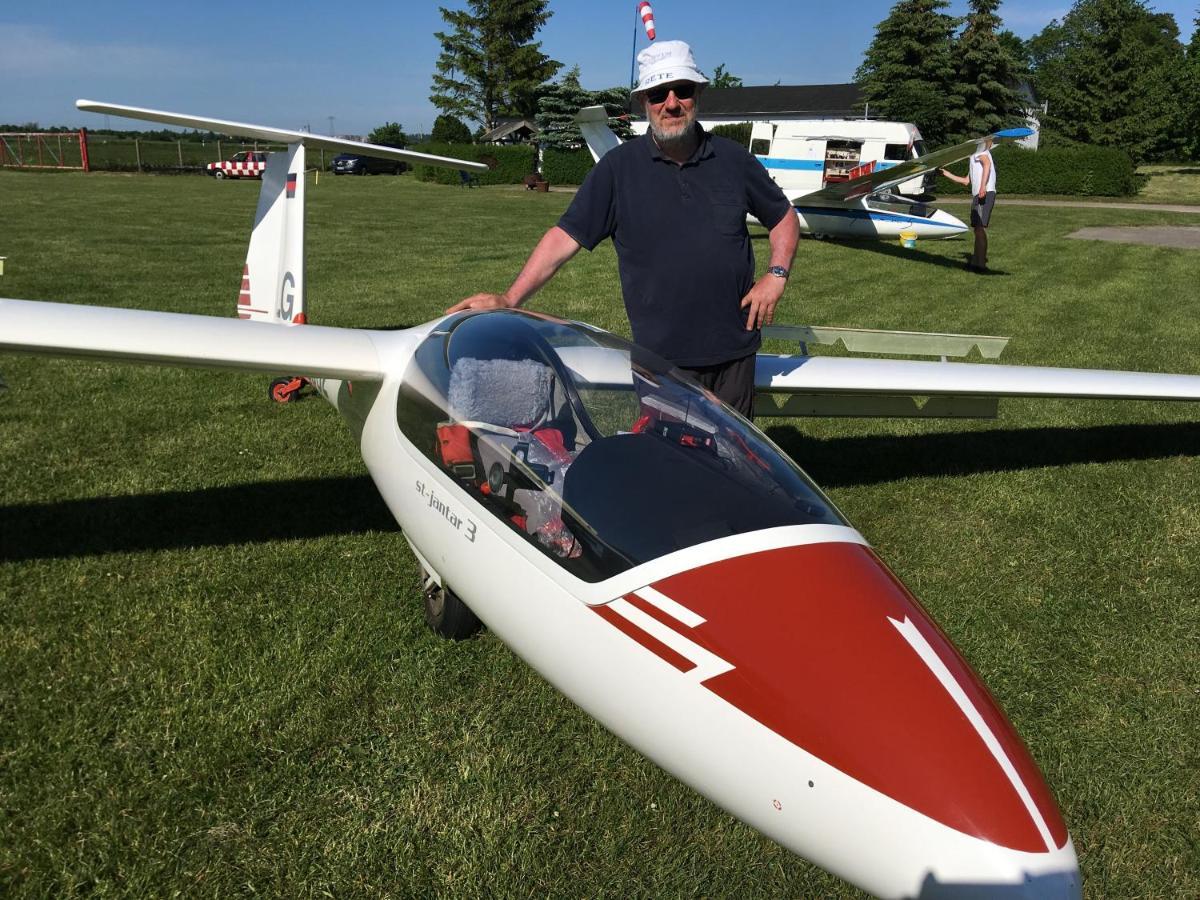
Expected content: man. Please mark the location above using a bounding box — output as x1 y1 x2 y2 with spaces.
941 137 996 273
448 40 799 418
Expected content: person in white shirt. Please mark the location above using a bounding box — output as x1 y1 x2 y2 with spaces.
941 137 996 272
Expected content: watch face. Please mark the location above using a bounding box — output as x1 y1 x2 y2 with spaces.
768 266 789 277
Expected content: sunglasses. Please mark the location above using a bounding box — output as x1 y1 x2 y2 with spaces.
645 82 697 105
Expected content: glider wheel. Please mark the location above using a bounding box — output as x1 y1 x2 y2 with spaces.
424 584 483 640
269 376 306 404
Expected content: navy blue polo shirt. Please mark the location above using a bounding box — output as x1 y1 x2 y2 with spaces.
557 127 792 368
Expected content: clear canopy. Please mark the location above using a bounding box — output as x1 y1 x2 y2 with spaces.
396 311 846 582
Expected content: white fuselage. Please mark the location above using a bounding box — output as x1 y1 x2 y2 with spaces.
792 202 968 239
320 319 1080 899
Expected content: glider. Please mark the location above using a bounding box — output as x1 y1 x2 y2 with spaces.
6 100 1200 898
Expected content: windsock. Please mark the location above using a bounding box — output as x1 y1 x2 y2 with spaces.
638 1 656 40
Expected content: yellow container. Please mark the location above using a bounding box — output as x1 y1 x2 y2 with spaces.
898 230 918 249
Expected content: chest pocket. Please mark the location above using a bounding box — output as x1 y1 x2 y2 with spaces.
707 187 747 237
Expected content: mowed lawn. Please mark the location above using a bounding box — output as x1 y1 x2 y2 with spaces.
2 170 1198 898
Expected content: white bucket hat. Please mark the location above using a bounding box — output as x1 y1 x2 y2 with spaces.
631 40 708 96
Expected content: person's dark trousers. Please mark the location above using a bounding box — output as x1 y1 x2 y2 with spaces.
678 353 757 420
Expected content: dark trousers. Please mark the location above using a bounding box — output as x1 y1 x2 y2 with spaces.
677 353 757 420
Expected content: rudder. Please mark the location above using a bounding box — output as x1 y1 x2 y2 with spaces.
240 143 306 324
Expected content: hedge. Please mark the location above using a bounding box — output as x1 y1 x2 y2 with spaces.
710 122 753 146
409 142 535 185
542 148 594 185
412 136 1138 197
938 144 1137 196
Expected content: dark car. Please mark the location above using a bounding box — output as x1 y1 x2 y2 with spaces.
331 152 407 175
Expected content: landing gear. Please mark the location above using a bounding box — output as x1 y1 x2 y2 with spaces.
423 582 483 640
269 376 309 403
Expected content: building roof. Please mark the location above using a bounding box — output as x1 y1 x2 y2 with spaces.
479 119 538 143
694 83 864 118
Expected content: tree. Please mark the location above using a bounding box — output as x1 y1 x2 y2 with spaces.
534 66 592 150
709 64 743 89
1186 15 1200 158
535 67 635 151
996 29 1031 80
431 114 473 144
367 122 407 148
430 0 561 132
948 0 1025 140
855 0 963 146
1028 0 1190 162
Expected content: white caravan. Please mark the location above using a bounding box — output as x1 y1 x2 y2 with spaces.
749 119 931 200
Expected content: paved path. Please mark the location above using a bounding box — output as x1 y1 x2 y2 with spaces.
1066 225 1200 249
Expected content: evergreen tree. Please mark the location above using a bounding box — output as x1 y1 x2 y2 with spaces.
535 67 634 151
1028 0 1189 161
431 114 473 144
534 66 592 150
367 122 407 148
949 0 1024 140
855 0 963 146
430 0 561 132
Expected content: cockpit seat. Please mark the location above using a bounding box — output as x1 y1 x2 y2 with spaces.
448 357 554 431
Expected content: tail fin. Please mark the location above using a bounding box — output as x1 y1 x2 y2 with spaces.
575 106 623 164
240 144 306 324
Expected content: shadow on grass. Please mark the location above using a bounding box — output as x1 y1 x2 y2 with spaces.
831 238 979 272
6 422 1199 561
0 475 398 563
766 420 1200 488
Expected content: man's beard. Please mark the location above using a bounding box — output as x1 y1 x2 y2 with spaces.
648 110 698 154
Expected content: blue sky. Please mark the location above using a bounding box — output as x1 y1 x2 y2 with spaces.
4 1 1197 135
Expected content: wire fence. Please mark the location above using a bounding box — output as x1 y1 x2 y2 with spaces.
83 137 295 173
0 135 345 174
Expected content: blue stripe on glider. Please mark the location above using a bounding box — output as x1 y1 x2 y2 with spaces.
756 157 824 171
794 206 965 229
995 127 1034 138
757 158 903 172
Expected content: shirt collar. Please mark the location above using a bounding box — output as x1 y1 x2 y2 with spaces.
645 123 713 165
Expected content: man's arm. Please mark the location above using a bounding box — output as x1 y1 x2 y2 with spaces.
740 209 800 330
447 225 583 313
940 167 969 187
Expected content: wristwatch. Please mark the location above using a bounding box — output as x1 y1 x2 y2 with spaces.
767 265 789 279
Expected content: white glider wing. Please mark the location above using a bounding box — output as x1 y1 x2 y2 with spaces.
0 298 384 380
755 353 1200 418
803 127 1033 206
76 100 489 173
575 105 623 163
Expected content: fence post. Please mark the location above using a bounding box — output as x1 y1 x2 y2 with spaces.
135 138 142 172
178 140 184 168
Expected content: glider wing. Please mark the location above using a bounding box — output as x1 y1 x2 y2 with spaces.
0 298 384 380
76 100 489 172
802 127 1034 205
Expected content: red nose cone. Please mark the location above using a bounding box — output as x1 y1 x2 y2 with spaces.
638 542 1069 853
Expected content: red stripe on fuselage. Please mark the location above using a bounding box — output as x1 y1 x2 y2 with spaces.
650 542 1069 853
593 603 695 673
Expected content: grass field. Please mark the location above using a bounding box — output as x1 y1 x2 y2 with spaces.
2 170 1199 898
